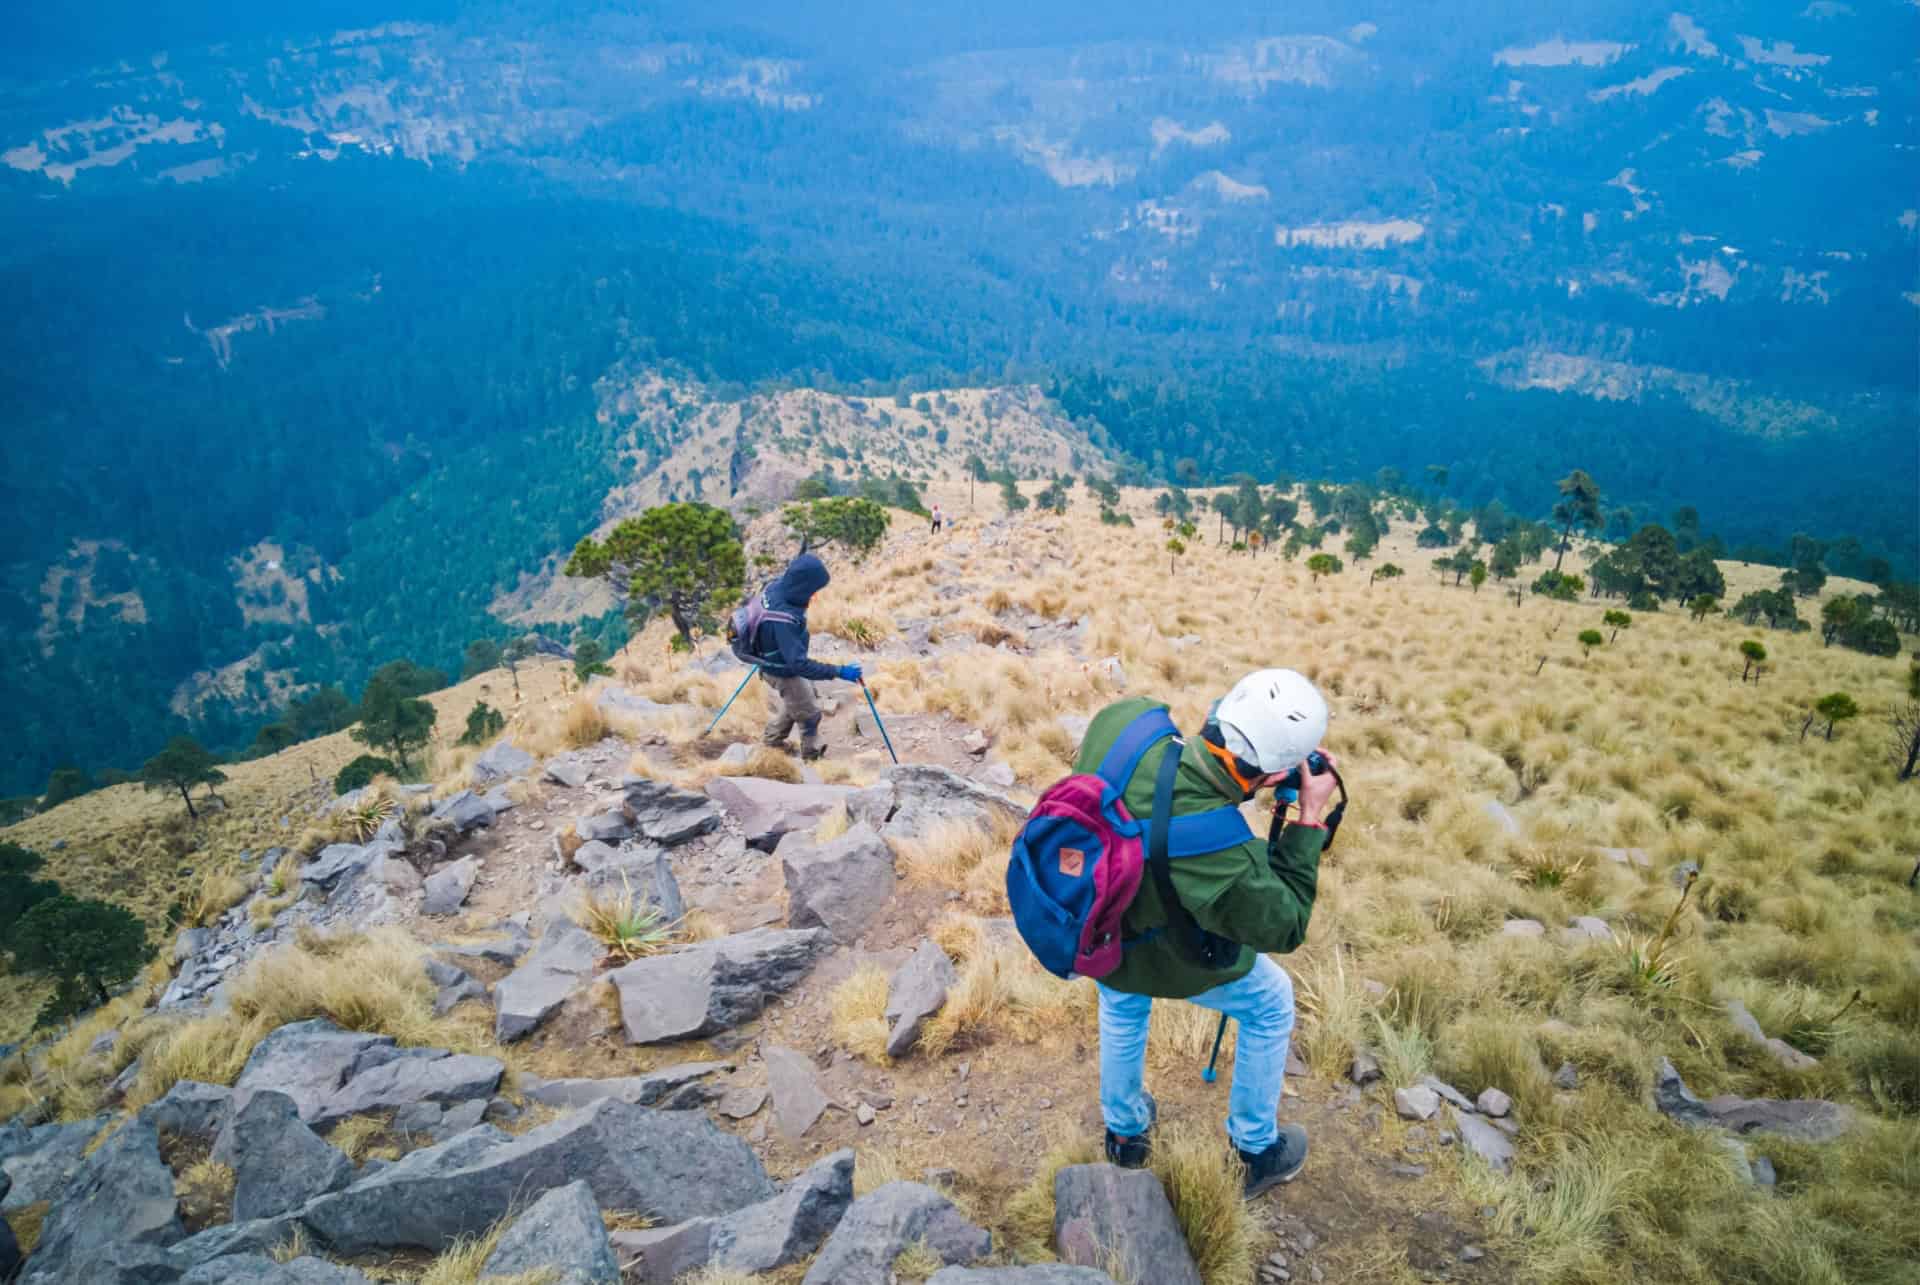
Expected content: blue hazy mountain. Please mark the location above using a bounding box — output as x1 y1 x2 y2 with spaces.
1 1 1914 794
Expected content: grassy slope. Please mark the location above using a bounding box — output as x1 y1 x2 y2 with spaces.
5 488 1917 1283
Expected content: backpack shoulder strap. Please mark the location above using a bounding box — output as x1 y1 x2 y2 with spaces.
1146 743 1213 966
1164 806 1256 857
1096 706 1177 792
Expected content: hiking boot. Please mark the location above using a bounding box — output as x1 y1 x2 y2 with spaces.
1237 1124 1309 1198
800 742 827 762
1103 1092 1158 1169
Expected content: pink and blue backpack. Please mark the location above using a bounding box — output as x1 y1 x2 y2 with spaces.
1007 706 1253 980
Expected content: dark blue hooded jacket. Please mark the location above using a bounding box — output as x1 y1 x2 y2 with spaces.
754 553 839 681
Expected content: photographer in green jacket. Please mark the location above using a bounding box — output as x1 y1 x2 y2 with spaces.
1076 669 1335 1197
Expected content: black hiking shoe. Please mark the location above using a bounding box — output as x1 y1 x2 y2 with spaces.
800 743 827 762
1103 1092 1158 1169
1238 1124 1309 1198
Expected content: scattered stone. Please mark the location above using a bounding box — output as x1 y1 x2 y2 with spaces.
980 763 1017 788
215 1021 395 1148
609 927 829 1045
856 1103 876 1126
472 742 535 786
1725 1001 1819 1072
422 856 481 916
435 925 530 968
623 776 724 846
1553 1062 1580 1090
180 1253 373 1282
299 1099 773 1255
18 1117 182 1285
885 939 958 1058
718 1084 770 1121
1461 1245 1486 1263
1447 1106 1515 1174
377 855 423 893
1476 1088 1513 1118
1652 1057 1853 1141
1563 916 1613 944
880 764 1024 842
312 1051 504 1127
962 730 992 756
302 841 395 895
480 1179 620 1285
1348 1052 1382 1087
521 1063 729 1112
801 1181 992 1285
1285 1052 1308 1078
706 776 889 850
493 918 608 1043
1093 656 1128 690
612 1149 853 1285
570 840 625 873
1388 1164 1427 1179
230 1090 355 1222
577 808 636 844
1056 715 1092 747
424 958 487 1017
1394 1086 1440 1121
140 1081 232 1143
1053 1164 1202 1285
766 1046 831 1142
174 927 210 964
1501 919 1545 938
432 791 496 834
1482 800 1520 835
781 824 898 943
544 757 592 789
1418 1077 1476 1114
718 743 754 768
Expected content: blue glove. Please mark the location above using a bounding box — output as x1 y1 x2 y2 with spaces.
838 663 864 683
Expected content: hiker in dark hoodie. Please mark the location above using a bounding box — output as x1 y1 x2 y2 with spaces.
752 552 863 759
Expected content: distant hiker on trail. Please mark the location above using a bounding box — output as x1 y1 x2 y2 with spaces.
745 552 862 760
1018 669 1334 1197
930 504 944 534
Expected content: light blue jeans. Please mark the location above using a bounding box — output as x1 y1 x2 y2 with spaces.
1097 953 1295 1154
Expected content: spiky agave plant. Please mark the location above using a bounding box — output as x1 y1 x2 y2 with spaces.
577 873 678 962
1618 869 1697 993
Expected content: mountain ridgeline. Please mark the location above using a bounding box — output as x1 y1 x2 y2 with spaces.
2 0 1914 796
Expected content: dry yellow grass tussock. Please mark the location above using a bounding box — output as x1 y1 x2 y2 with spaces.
830 963 893 1065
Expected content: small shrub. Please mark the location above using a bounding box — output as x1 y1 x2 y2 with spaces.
456 701 506 747
334 755 397 796
576 878 677 962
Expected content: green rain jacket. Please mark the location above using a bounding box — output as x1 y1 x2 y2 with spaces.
1076 697 1324 999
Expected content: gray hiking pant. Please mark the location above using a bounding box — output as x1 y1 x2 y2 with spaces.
762 673 821 751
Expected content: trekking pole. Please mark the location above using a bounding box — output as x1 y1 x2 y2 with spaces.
859 679 899 765
1202 1014 1229 1083
704 665 760 737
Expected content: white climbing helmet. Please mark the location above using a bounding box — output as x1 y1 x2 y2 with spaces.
1212 668 1329 775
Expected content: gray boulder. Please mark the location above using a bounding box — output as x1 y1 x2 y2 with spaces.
2 1116 110 1210
1394 1086 1440 1121
609 927 829 1045
174 927 211 964
493 919 608 1043
576 808 636 844
299 1099 773 1254
480 1180 620 1285
424 958 486 1017
421 856 481 916
1501 919 1546 939
884 939 957 1058
544 756 592 789
435 920 531 967
928 1271 1117 1284
1419 1076 1477 1113
580 850 685 925
1483 800 1521 836
802 1181 992 1285
230 1090 355 1222
1564 916 1613 943
781 823 897 943
612 1149 854 1284
1725 1001 1819 1072
312 1051 504 1127
704 776 890 851
1653 1058 1853 1142
1477 1088 1514 1118
520 1062 729 1111
472 741 535 786
302 841 393 894
431 791 495 834
570 840 628 873
1447 1105 1515 1174
141 1081 232 1144
182 1254 373 1283
766 1046 831 1142
215 1021 395 1151
623 776 723 846
880 764 1024 841
19 1118 182 1285
1052 1163 1200 1285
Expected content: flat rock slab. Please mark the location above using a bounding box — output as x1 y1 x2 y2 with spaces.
1653 1058 1853 1142
139 1082 232 1144
706 777 891 851
1 1116 110 1211
181 1254 373 1283
545 757 593 789
472 742 535 786
781 823 897 944
521 1062 729 1111
480 1179 620 1285
765 1046 831 1142
230 1090 355 1222
216 1021 398 1150
1447 1105 1515 1174
801 1181 991 1285
432 792 495 835
422 856 481 916
610 927 829 1045
885 939 958 1058
623 776 723 846
299 1099 773 1255
1501 919 1545 939
493 921 608 1043
312 1051 504 1127
19 1118 182 1285
880 764 1024 842
613 1149 854 1284
1052 1163 1201 1285
1394 1086 1440 1121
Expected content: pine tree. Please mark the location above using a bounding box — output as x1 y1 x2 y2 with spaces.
567 502 747 643
139 737 227 820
